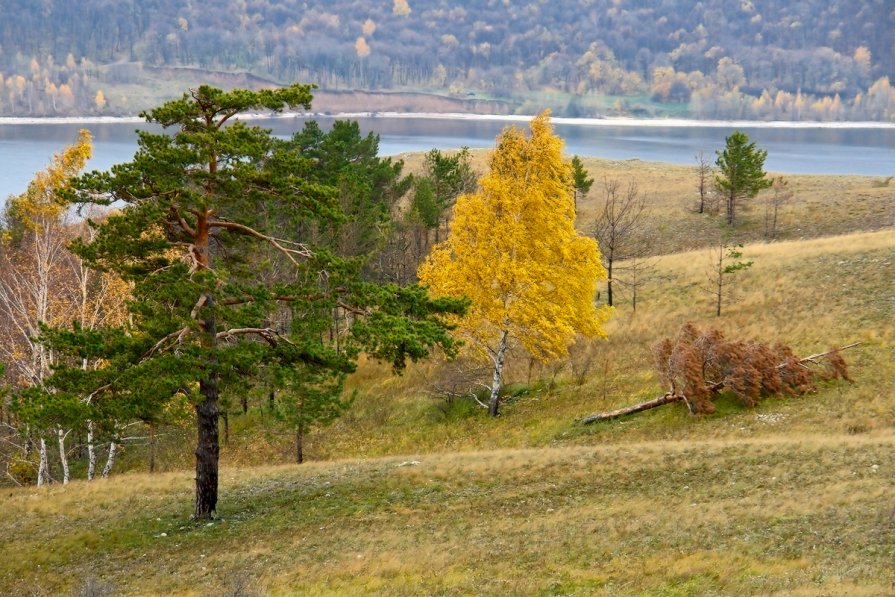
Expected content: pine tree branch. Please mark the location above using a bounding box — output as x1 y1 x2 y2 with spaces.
208 219 312 265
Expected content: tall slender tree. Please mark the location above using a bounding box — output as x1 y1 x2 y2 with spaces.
31 85 464 519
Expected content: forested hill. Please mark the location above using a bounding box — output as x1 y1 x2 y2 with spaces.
1 0 894 120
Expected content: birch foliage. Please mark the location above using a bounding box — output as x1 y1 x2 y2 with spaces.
419 112 609 413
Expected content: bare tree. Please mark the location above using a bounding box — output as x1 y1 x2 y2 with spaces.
694 151 713 214
764 176 793 239
620 252 655 313
591 179 650 308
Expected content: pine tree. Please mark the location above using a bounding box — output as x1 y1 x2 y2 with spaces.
714 131 772 227
419 112 610 416
32 85 464 519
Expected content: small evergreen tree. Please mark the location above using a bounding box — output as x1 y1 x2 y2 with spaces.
570 155 594 214
714 131 772 227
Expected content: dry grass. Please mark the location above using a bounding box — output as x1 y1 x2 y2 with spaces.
2 434 893 595
4 157 894 595
397 152 895 256
292 228 894 461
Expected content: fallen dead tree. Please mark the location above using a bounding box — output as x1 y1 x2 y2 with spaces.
581 323 858 425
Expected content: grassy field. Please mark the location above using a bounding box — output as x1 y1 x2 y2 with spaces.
1 156 893 595
2 435 893 595
396 152 895 255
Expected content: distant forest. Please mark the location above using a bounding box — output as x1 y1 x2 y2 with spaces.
1 0 894 120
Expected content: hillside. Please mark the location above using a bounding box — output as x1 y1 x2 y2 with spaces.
1 0 894 120
1 144 893 593
37 159 893 469
2 435 893 595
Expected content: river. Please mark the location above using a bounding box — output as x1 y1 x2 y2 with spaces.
1 114 894 200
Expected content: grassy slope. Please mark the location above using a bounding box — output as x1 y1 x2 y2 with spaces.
3 436 893 595
2 158 894 595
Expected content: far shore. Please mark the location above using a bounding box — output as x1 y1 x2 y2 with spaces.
1 112 894 129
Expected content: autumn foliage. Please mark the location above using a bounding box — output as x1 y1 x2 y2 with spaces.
653 322 850 414
419 111 610 415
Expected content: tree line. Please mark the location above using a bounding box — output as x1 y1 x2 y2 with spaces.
1 0 893 120
0 86 477 517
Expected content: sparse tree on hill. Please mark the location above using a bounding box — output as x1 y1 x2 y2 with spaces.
764 176 792 239
707 242 752 317
694 151 713 214
715 131 772 227
570 155 594 214
419 112 610 416
591 179 649 308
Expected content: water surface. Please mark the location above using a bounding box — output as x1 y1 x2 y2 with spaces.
2 116 893 200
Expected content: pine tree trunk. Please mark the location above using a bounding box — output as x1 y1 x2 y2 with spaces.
101 441 117 478
195 376 220 520
195 288 221 518
296 427 304 464
86 421 96 481
57 427 70 485
727 191 736 227
488 330 509 417
37 437 49 486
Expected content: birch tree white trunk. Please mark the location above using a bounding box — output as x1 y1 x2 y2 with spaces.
86 420 96 481
101 441 117 479
37 437 50 486
57 427 70 484
488 329 510 417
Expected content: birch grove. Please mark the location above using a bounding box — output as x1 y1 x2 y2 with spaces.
0 130 127 485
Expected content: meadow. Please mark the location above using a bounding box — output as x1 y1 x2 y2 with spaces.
1 156 893 595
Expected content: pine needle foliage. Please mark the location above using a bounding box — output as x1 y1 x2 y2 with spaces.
25 85 466 519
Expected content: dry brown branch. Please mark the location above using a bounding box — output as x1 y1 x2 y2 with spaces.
581 329 859 425
215 327 295 347
145 326 192 359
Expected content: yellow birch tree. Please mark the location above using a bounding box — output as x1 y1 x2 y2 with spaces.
0 129 92 484
1 130 128 483
419 112 610 416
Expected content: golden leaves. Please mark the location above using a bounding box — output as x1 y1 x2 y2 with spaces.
419 111 610 363
8 129 92 232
